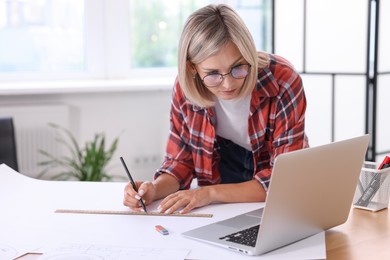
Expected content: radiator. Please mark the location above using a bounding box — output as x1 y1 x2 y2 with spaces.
0 104 71 179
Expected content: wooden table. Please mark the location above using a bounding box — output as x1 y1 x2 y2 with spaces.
326 208 390 259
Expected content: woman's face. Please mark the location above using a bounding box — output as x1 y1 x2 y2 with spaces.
195 41 248 100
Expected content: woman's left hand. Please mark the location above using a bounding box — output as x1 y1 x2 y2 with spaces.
157 188 212 214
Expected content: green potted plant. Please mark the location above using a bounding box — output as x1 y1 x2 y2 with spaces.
38 123 119 181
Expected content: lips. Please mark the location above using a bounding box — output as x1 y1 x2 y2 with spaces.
219 89 238 99
221 89 237 94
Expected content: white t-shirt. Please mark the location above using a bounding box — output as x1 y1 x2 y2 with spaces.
214 95 252 151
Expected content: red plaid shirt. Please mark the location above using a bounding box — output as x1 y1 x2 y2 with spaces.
156 54 308 191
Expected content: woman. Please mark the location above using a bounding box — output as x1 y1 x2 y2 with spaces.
123 4 308 214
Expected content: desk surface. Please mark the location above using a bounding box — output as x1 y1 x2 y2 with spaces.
16 208 390 260
326 207 390 259
1 164 389 260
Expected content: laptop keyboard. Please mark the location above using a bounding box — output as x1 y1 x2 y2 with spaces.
219 225 259 247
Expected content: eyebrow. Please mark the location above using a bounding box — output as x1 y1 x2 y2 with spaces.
200 56 245 72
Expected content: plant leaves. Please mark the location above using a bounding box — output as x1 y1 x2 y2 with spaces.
38 124 120 182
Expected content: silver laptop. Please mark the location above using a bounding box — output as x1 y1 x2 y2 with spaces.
182 135 370 256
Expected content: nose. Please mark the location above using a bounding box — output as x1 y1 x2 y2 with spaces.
220 73 234 90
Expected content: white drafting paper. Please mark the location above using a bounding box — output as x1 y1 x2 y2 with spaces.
37 244 190 260
0 243 40 260
0 164 326 260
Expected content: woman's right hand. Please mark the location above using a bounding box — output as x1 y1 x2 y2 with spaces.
123 181 156 210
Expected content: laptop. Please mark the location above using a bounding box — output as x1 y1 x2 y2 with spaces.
182 135 370 256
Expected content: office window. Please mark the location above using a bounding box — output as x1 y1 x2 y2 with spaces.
129 0 204 68
0 0 272 80
0 0 84 73
129 0 272 69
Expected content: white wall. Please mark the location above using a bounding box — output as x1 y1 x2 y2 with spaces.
0 86 172 181
275 0 390 161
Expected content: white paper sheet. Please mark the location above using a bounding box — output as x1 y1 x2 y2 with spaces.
37 244 190 260
0 164 326 260
0 243 40 260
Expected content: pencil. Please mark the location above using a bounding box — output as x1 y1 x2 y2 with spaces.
120 156 148 213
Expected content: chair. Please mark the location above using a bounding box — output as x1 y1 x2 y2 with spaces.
0 117 18 171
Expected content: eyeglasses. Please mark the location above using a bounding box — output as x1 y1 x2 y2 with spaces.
200 64 251 87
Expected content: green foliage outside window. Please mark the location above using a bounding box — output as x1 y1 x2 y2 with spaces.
129 0 205 68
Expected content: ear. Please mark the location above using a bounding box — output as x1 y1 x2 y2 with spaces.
186 61 197 75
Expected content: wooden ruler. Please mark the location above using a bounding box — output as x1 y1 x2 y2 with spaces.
55 209 213 218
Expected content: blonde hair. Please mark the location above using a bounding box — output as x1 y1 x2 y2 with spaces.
178 4 269 107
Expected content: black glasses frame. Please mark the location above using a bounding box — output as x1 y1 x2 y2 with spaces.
200 64 251 88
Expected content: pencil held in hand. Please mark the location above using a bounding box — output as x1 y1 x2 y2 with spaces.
120 157 148 213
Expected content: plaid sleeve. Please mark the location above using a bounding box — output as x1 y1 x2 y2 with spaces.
253 55 308 191
272 57 308 154
155 80 195 189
